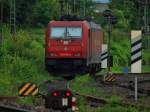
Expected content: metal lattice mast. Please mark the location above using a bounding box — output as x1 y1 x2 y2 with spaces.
73 0 76 14
142 0 149 48
59 0 65 17
144 0 149 34
79 0 86 17
79 0 82 17
136 0 150 48
0 0 3 44
10 0 16 34
137 2 142 29
137 0 149 33
83 0 86 17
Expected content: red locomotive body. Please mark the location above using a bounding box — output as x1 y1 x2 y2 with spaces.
45 20 103 76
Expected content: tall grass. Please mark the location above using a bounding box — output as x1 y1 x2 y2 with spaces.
104 29 130 72
0 26 50 98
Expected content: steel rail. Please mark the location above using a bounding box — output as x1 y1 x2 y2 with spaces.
0 96 19 101
113 73 150 76
0 104 34 112
73 90 150 110
74 91 107 104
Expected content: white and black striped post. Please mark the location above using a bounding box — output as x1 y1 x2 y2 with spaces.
101 44 108 68
131 31 142 73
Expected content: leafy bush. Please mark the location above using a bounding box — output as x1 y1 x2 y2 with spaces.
112 9 128 29
103 29 130 71
0 26 50 98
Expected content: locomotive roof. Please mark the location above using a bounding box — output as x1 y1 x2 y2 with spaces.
49 20 102 30
87 21 102 30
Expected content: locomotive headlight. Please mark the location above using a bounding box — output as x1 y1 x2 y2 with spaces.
50 53 57 56
74 53 81 57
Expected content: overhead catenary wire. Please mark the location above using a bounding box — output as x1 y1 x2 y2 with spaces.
138 0 150 33
143 0 148 33
83 0 86 17
0 0 3 45
10 0 16 34
143 0 149 48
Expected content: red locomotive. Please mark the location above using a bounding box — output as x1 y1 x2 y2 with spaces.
45 20 103 77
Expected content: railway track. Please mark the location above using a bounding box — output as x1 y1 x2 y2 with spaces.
73 90 150 110
116 81 150 96
67 73 150 110
95 73 150 96
98 80 150 96
0 104 33 112
113 73 150 76
74 91 107 107
65 73 149 109
0 96 35 112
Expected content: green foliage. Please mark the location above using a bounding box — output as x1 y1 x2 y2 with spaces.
1 0 59 26
0 26 50 98
110 0 139 29
1 0 150 28
108 96 122 104
112 9 128 29
32 0 59 26
103 29 130 72
15 0 37 24
2 0 97 26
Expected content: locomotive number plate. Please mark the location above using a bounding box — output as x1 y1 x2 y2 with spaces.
62 98 68 106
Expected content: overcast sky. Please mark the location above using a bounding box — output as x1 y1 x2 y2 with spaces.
94 0 111 3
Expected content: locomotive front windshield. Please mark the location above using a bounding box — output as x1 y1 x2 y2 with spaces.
51 27 82 39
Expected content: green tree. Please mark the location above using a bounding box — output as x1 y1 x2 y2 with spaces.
32 0 59 26
110 0 139 29
15 0 36 25
62 0 95 19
